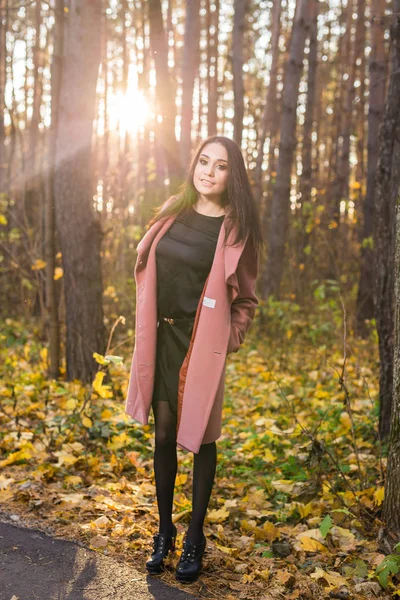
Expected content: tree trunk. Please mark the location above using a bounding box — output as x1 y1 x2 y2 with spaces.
232 0 246 147
262 0 313 299
383 190 400 539
356 0 386 335
0 0 7 194
383 6 400 528
180 0 201 167
45 0 64 380
374 2 400 440
148 0 181 186
206 0 220 136
253 0 282 210
297 0 319 299
54 0 105 383
332 0 358 225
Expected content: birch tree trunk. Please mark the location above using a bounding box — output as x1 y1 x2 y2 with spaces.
232 0 246 147
262 0 313 299
148 0 182 186
356 0 386 335
180 0 201 167
383 5 400 527
54 0 105 382
374 2 400 440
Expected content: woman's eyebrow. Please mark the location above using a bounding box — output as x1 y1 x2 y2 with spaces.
200 153 228 163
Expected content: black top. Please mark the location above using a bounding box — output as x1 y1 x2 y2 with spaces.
155 207 224 319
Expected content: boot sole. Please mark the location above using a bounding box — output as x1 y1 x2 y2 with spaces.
175 569 202 583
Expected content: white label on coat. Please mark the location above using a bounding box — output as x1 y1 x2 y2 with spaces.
203 296 216 308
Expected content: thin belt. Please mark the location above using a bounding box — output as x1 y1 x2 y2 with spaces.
157 316 195 326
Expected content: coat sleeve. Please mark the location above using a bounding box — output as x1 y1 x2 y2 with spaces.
227 238 259 354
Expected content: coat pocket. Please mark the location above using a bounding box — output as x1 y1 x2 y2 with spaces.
227 322 244 354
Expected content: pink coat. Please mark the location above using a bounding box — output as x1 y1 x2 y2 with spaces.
125 210 258 454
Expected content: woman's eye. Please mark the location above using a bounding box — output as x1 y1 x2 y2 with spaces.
199 158 207 165
217 164 227 170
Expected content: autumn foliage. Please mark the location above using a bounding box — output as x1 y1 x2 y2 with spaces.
0 306 397 599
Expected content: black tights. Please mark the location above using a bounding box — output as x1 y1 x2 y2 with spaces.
153 400 217 544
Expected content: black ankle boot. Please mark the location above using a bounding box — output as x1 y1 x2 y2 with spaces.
146 525 177 574
175 534 206 582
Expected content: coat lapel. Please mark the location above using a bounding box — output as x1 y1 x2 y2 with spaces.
136 208 246 290
221 218 247 294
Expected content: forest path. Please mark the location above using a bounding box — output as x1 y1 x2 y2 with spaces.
0 521 199 600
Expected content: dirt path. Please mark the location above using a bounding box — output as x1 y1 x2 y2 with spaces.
0 521 199 600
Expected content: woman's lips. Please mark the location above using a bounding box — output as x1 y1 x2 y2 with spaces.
201 179 214 186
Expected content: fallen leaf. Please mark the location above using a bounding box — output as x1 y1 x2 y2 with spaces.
310 567 348 589
90 535 108 549
271 480 296 494
208 508 230 523
176 473 188 486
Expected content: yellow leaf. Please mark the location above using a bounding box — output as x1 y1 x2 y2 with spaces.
53 267 63 280
208 508 230 523
176 473 188 486
93 352 109 365
54 450 79 467
298 536 326 553
295 501 314 518
310 567 348 589
271 480 296 494
374 487 384 506
108 432 130 451
0 447 32 467
101 408 113 419
352 181 362 190
262 521 280 542
315 389 330 399
92 371 113 398
82 415 93 428
0 214 7 225
31 259 46 270
40 347 48 363
65 475 82 486
65 398 78 410
295 529 326 553
340 412 351 430
257 569 270 581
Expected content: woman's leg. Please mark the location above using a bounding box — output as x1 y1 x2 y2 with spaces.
187 441 217 544
153 400 178 536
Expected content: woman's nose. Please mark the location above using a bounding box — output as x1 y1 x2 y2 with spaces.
205 163 214 176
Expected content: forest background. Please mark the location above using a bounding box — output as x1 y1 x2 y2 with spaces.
1 0 400 598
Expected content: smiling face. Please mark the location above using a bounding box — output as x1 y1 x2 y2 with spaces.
192 142 229 204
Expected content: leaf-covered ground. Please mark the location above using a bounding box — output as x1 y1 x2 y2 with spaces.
0 315 397 599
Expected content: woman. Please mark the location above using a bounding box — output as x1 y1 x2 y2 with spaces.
125 136 263 582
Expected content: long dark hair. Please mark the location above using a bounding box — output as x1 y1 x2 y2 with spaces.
150 136 264 251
